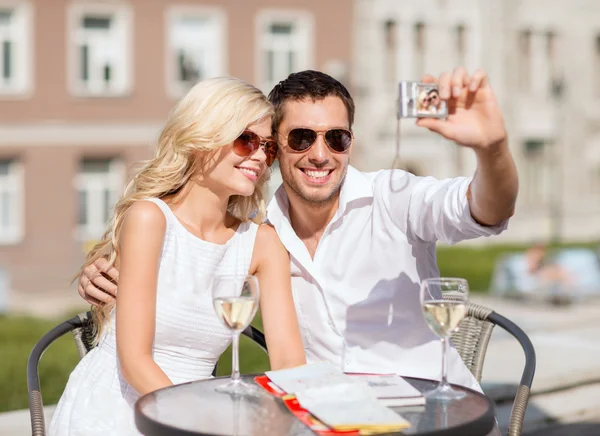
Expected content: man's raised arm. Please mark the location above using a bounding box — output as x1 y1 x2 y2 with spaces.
417 67 518 226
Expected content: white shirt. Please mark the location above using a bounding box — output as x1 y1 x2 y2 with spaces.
266 166 508 391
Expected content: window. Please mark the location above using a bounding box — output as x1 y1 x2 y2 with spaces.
595 35 600 97
257 11 314 92
0 159 23 244
546 30 562 96
68 4 132 96
546 31 557 69
518 30 532 91
523 140 550 206
74 158 123 240
414 22 426 76
0 4 32 96
166 7 226 98
455 24 467 66
383 20 397 83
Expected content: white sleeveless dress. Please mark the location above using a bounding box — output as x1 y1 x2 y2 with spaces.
49 198 259 436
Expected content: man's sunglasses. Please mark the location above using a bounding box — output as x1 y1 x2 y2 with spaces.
278 128 353 153
233 130 278 167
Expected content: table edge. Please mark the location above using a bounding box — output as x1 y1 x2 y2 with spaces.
134 374 496 436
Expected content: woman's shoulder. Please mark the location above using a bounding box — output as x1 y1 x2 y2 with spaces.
123 200 167 230
255 223 283 248
250 224 288 274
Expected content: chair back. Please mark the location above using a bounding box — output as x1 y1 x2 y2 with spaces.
27 312 92 436
451 303 495 382
71 311 96 358
27 311 266 435
450 302 536 436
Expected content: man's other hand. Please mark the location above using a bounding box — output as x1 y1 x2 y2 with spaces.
78 258 119 306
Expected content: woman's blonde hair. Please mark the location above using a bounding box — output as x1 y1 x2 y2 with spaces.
83 77 274 340
416 90 429 111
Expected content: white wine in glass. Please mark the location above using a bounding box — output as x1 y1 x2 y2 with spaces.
214 296 258 331
422 300 467 337
420 277 469 401
211 274 260 395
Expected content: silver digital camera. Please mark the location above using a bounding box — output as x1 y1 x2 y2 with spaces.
397 81 448 119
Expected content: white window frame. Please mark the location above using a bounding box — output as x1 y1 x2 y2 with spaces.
256 10 314 93
594 34 600 98
523 139 550 207
413 21 426 77
0 1 33 98
74 158 123 242
518 29 532 92
67 2 133 97
0 159 24 244
165 5 226 99
383 19 398 84
454 23 467 67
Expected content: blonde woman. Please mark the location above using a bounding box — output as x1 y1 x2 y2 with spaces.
416 89 431 113
49 77 306 435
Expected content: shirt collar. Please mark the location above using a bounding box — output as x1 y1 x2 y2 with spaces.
266 165 374 226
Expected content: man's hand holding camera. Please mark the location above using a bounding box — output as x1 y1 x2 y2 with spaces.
416 67 508 154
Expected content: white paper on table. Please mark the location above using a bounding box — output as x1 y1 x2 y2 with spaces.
354 374 423 398
294 382 410 428
266 362 425 407
352 374 425 407
265 362 353 394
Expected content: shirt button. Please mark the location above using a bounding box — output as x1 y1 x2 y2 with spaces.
328 319 335 328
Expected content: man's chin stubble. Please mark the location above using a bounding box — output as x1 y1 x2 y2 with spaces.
288 178 344 206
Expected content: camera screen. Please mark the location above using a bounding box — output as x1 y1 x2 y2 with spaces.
398 81 448 119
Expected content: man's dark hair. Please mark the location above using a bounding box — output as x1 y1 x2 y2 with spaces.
268 70 355 132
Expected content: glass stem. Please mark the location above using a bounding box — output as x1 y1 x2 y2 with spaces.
440 337 450 389
231 332 241 384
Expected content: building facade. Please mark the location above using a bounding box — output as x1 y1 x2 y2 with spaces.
3 0 598 308
0 0 352 304
351 0 600 244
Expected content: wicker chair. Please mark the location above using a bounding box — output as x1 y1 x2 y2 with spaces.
27 311 94 436
26 311 267 436
451 302 536 436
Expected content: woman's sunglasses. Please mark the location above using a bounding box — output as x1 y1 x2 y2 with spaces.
279 128 353 153
233 130 278 167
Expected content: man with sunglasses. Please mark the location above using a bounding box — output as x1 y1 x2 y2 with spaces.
79 68 517 392
425 88 442 113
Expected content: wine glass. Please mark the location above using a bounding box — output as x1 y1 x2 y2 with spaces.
212 274 260 395
420 277 469 401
